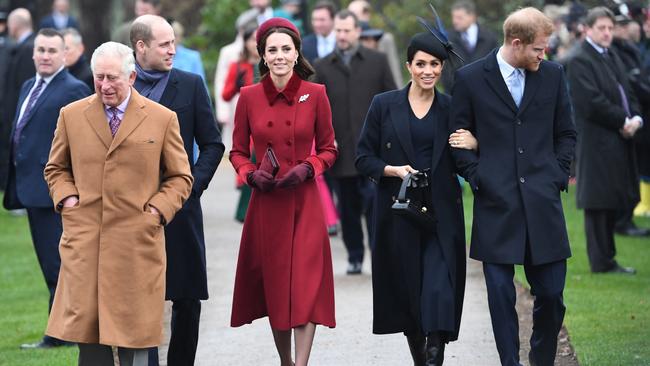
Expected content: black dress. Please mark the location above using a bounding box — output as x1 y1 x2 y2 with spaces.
407 100 456 336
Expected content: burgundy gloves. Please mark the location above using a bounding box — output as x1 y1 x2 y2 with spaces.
247 170 276 192
276 163 314 189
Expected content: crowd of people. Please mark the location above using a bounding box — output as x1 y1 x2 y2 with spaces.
0 0 648 365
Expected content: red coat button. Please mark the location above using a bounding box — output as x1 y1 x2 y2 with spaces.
267 121 273 127
286 120 291 126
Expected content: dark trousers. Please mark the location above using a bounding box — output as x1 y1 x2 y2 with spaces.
585 209 618 272
26 207 64 344
149 299 201 366
79 343 148 366
483 260 566 366
333 176 374 263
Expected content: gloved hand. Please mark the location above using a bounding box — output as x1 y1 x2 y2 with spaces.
276 163 313 189
247 170 276 192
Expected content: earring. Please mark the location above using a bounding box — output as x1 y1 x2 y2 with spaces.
294 59 298 65
264 60 268 66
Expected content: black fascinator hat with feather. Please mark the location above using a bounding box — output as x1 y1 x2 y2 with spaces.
409 3 464 68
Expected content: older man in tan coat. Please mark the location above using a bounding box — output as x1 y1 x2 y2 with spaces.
43 41 193 366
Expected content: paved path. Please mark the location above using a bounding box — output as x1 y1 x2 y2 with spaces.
170 163 502 365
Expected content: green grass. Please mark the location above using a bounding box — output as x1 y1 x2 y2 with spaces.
462 186 650 365
0 205 77 365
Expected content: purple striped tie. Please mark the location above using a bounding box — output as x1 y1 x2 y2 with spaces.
109 107 121 137
13 79 46 156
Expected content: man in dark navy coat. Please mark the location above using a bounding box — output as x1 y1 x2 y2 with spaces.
301 0 337 64
130 15 224 366
3 28 91 348
450 8 576 366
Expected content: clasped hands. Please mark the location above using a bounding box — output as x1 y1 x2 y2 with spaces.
247 163 313 192
620 116 643 139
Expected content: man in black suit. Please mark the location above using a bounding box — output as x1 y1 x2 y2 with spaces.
440 0 499 92
38 0 79 30
314 10 396 274
62 28 93 89
301 0 337 64
130 15 224 366
450 7 576 366
567 7 642 275
1 8 36 189
3 28 91 349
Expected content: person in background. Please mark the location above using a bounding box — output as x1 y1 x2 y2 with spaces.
39 0 79 30
214 12 257 153
568 7 643 275
221 23 259 223
274 0 304 35
440 0 499 92
229 18 337 366
171 20 206 82
314 10 396 275
1 8 35 190
348 0 403 86
356 30 471 366
238 0 274 30
359 21 383 50
62 28 93 89
112 0 161 45
301 0 337 64
3 27 90 350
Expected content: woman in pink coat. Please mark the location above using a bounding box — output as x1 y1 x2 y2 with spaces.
229 18 337 366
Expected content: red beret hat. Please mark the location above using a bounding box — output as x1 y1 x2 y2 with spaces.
256 17 301 45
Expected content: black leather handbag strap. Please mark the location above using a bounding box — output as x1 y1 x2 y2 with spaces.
396 173 413 202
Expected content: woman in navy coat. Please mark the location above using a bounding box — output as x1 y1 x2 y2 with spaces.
356 32 475 365
229 18 337 366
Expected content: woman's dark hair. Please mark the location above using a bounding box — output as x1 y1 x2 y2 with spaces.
240 25 258 62
257 27 315 80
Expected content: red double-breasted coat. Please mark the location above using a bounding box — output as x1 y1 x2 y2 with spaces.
229 73 337 330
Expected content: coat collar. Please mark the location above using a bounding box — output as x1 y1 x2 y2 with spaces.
261 72 302 106
19 68 69 128
388 83 450 174
482 49 542 115
84 88 148 152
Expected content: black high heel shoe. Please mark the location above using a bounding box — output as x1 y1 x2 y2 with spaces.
425 333 445 366
406 334 426 366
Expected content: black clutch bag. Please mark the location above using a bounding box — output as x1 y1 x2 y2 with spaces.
391 172 436 229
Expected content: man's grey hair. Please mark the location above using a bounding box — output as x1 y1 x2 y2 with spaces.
61 27 83 45
90 42 136 77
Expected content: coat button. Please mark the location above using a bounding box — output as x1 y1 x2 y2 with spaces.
456 198 461 204
286 120 291 126
287 160 294 166
516 119 522 126
267 121 273 127
286 140 292 146
386 142 391 149
519 177 525 183
518 147 524 154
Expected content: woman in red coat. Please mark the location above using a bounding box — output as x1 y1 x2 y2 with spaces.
229 18 337 366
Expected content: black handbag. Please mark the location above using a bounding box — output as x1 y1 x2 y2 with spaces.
391 172 436 229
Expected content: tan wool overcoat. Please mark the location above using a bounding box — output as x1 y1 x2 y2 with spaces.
44 89 193 348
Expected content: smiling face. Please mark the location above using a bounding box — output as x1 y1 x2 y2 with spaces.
407 51 443 90
33 34 66 78
136 20 175 71
262 32 298 78
93 55 135 107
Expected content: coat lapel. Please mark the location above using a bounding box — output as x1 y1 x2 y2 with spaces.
483 50 518 113
84 95 113 149
517 67 542 115
159 69 178 107
24 70 67 127
430 91 449 175
389 85 417 164
108 88 147 155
